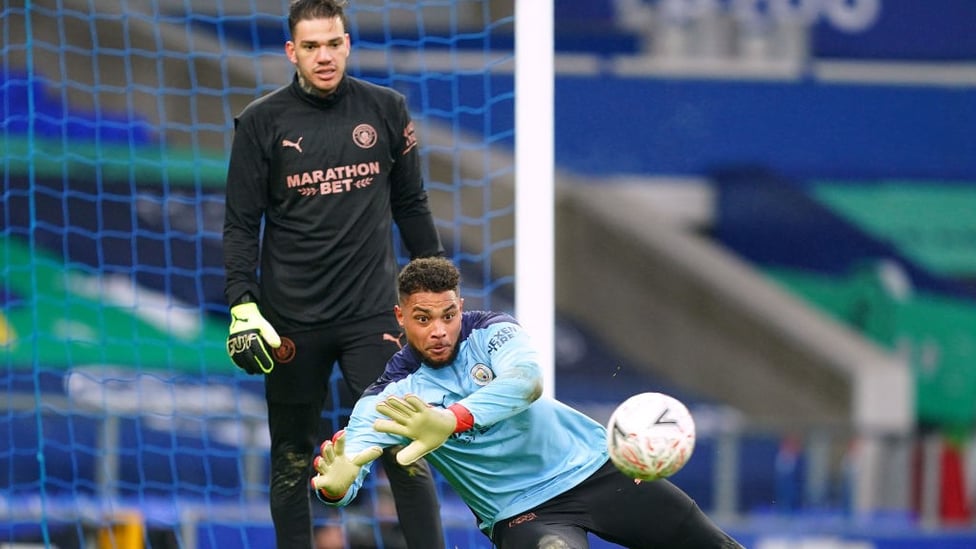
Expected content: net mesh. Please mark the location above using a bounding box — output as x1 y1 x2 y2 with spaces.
1 0 515 546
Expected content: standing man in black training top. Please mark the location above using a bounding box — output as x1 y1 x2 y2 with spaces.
222 0 446 547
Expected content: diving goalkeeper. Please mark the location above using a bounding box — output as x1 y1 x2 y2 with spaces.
311 257 743 548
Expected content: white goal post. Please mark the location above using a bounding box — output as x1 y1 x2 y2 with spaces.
515 0 556 398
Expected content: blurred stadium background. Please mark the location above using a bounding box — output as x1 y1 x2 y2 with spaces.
4 0 976 547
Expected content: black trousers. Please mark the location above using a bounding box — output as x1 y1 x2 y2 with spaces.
264 313 444 549
492 460 743 549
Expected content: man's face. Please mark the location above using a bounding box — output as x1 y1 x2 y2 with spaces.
395 290 463 368
285 16 350 96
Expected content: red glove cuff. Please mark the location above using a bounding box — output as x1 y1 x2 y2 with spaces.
447 403 475 433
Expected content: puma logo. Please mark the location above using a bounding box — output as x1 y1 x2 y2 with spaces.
282 136 303 153
382 332 403 349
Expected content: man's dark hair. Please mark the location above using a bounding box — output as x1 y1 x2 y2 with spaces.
398 257 461 301
288 0 349 37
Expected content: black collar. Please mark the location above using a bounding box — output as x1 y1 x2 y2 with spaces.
290 72 349 108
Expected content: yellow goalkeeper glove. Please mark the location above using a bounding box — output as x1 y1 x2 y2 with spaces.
226 302 281 375
311 430 382 501
373 395 474 466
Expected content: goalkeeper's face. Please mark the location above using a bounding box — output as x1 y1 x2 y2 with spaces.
285 16 350 97
395 290 464 369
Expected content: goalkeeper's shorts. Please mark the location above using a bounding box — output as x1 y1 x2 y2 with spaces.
492 460 743 549
264 311 402 404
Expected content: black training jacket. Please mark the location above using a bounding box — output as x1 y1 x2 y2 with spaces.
223 74 444 331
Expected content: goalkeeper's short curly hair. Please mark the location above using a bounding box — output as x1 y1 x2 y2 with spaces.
397 257 461 302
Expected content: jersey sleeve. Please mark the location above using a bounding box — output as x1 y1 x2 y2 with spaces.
387 94 444 259
455 321 543 428
222 111 269 306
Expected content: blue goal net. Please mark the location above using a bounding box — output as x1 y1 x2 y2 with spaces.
2 1 515 547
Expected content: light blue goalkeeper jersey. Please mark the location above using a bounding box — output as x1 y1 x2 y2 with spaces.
326 310 609 535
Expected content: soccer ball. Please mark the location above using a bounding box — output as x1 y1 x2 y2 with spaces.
606 392 696 481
